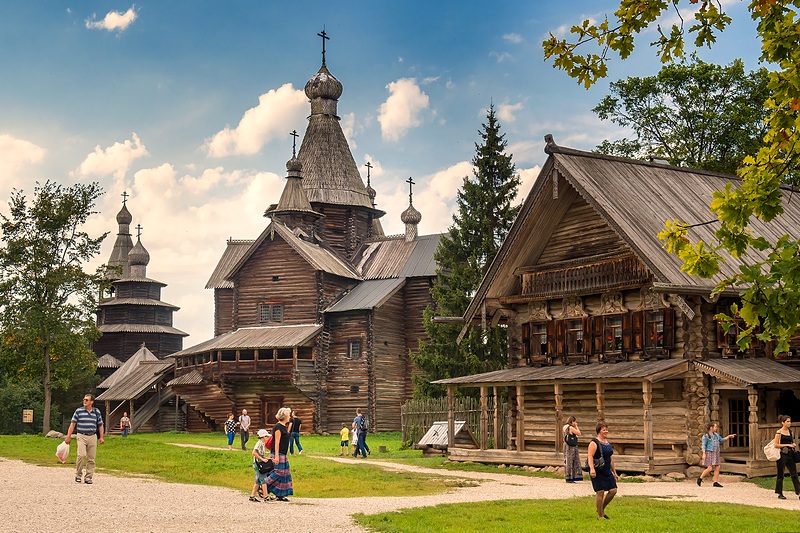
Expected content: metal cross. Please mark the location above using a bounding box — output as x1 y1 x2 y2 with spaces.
121 191 129 206
290 130 299 157
317 29 329 66
406 177 415 203
365 162 373 186
135 224 142 239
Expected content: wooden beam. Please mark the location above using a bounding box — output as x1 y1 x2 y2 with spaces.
710 378 720 426
480 386 488 450
748 387 759 461
493 386 500 450
516 384 525 452
596 382 605 421
554 383 563 454
643 381 653 464
447 385 455 450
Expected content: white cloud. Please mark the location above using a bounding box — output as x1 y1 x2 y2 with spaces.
340 112 358 150
490 51 513 63
72 132 148 181
86 6 138 32
378 78 430 142
204 83 307 157
504 33 523 44
0 134 46 209
497 102 524 123
516 166 541 204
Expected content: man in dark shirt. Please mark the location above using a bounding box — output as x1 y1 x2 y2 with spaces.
64 394 104 484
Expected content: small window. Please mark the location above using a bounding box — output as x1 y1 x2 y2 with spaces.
566 319 583 355
604 316 623 352
348 339 362 359
259 304 284 324
531 323 548 357
645 311 664 348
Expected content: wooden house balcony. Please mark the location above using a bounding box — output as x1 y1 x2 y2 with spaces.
173 348 315 384
507 253 652 302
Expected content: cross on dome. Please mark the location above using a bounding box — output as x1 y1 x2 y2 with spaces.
317 29 329 67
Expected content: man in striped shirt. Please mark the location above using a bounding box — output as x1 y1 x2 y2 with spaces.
65 394 105 484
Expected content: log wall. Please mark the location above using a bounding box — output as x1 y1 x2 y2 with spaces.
374 291 409 432
323 312 370 433
234 238 319 327
214 288 234 336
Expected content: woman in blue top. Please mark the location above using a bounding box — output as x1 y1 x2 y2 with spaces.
697 422 735 487
587 421 618 520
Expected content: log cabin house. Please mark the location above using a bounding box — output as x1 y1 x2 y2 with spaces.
435 136 800 477
167 49 439 434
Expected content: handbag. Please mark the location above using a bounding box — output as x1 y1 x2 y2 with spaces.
565 430 578 447
763 440 781 461
582 438 606 471
256 458 274 474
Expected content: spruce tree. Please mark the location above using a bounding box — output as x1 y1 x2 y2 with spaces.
413 105 520 397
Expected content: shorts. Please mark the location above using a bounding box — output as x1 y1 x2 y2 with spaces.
340 440 348 447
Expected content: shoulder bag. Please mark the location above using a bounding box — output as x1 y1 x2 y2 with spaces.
565 429 578 447
764 439 781 461
582 438 606 471
256 458 274 474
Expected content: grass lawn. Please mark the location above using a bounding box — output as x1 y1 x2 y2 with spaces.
354 497 800 533
0 432 461 497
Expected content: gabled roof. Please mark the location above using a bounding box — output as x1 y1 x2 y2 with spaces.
96 360 173 401
325 278 405 313
98 344 159 389
462 138 800 330
355 233 441 279
205 239 254 289
225 222 361 282
96 353 123 369
170 324 322 357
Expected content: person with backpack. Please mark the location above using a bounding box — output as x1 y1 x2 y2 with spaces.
353 408 370 458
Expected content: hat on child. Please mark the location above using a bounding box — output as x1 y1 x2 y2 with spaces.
257 429 270 438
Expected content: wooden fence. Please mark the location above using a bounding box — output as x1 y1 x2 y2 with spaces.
401 396 508 448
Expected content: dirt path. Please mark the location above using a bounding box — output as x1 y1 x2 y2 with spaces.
0 455 791 533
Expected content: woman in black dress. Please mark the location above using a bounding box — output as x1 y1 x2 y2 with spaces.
587 421 619 520
773 414 800 499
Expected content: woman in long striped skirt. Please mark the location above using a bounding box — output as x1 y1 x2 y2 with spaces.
267 407 294 501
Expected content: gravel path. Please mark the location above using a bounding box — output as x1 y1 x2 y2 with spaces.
0 455 791 533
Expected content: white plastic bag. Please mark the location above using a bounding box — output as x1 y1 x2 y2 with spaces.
56 440 69 463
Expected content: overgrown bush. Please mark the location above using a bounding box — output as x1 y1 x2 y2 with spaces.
0 381 61 434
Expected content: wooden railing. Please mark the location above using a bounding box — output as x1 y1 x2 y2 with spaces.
401 396 507 448
519 255 651 297
755 423 781 460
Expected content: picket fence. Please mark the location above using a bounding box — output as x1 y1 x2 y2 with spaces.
400 396 508 449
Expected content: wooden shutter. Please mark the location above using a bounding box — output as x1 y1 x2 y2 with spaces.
631 310 643 351
663 307 675 350
555 320 566 357
592 316 604 355
582 317 592 355
547 320 557 357
622 312 632 354
521 323 531 359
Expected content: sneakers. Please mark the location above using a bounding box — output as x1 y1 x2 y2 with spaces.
779 494 787 500
75 476 82 483
696 478 702 486
84 479 93 485
713 482 723 488
249 496 260 502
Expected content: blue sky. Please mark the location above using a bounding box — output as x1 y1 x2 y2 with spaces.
0 1 763 345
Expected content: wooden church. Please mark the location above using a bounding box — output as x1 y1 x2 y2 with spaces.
436 136 800 477
168 41 439 434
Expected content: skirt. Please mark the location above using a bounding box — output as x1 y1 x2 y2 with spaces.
266 453 294 498
703 446 720 467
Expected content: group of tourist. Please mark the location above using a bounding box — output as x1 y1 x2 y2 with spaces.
248 406 295 502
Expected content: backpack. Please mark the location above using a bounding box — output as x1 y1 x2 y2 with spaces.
359 416 369 433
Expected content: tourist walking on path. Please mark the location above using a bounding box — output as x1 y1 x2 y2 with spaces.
353 408 369 458
266 407 294 501
238 409 251 451
249 429 271 502
588 421 618 520
288 411 303 454
697 422 735 487
563 416 583 483
64 394 105 484
774 414 800 499
120 412 131 438
224 413 238 450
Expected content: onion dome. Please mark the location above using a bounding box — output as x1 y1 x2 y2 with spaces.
304 65 343 101
366 182 377 204
128 238 150 267
116 204 132 225
287 156 302 173
401 203 422 225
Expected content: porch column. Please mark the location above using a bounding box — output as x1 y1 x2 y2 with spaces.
748 387 759 461
554 383 563 454
493 386 500 450
596 383 605 421
447 385 455 450
175 395 180 431
104 401 110 432
710 378 720 426
516 384 526 452
130 400 135 433
480 386 488 450
643 381 653 463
